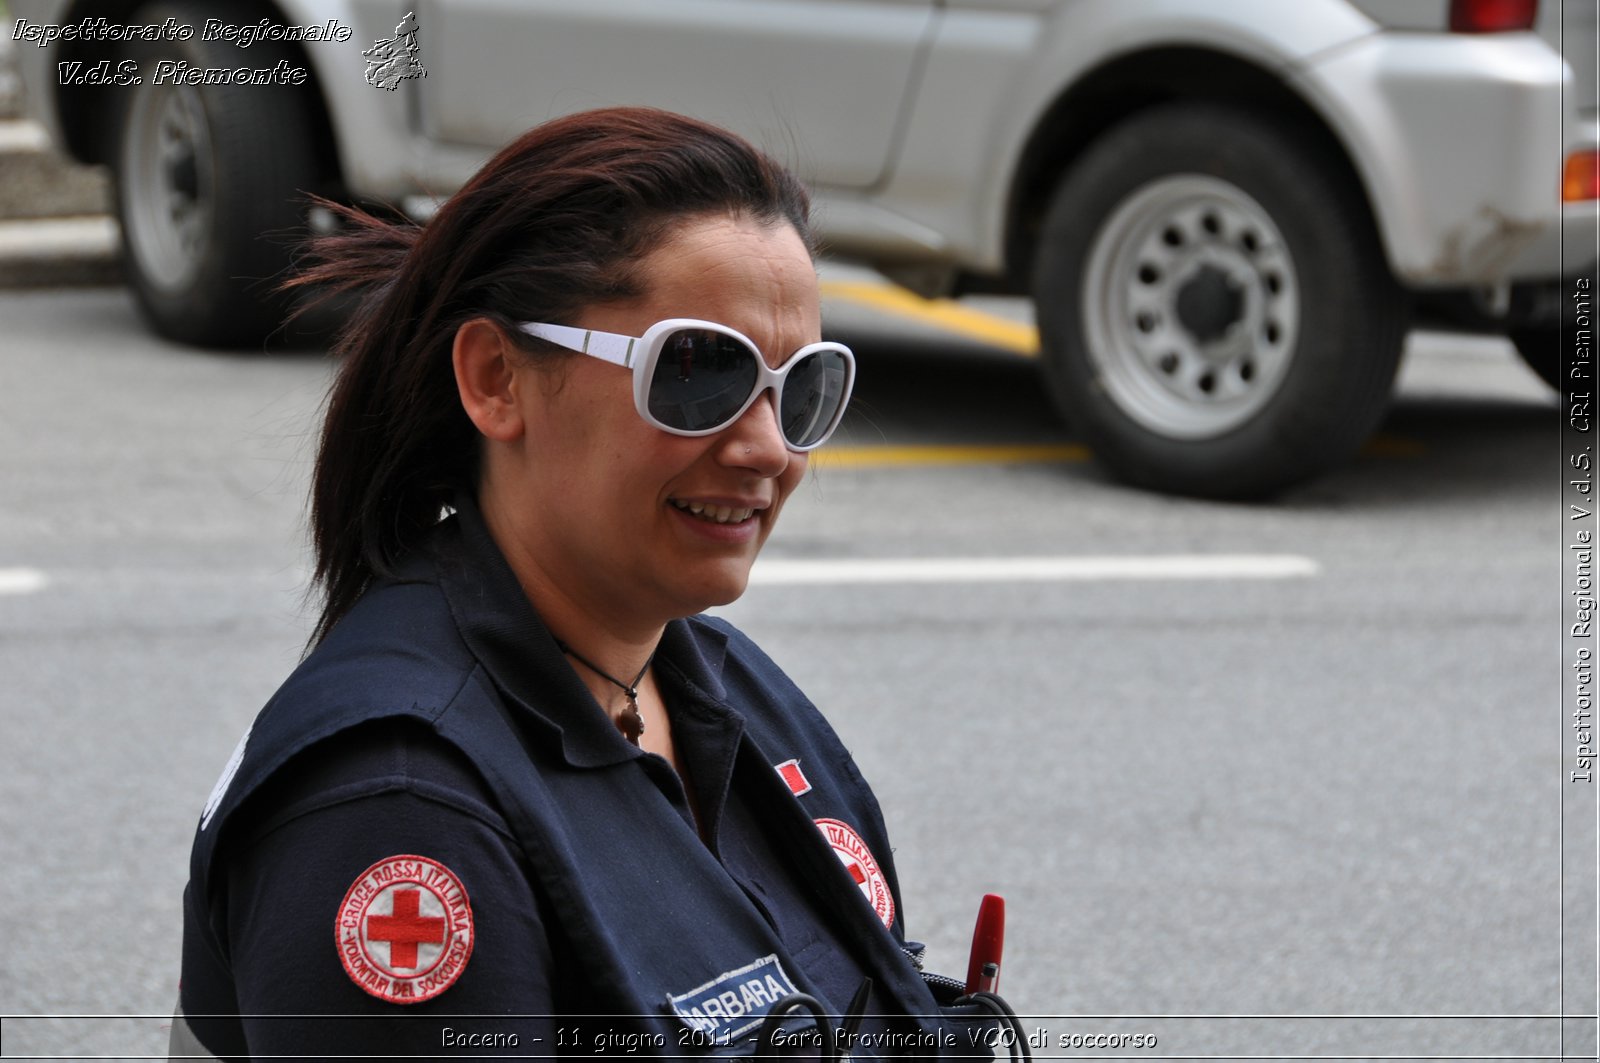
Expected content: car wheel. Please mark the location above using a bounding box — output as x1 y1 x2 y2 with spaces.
1033 103 1408 498
114 1 324 347
1510 327 1561 390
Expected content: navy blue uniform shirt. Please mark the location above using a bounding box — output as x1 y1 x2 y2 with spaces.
172 496 959 1059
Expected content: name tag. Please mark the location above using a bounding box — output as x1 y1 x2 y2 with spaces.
667 954 801 1042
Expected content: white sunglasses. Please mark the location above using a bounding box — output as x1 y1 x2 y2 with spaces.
517 318 855 452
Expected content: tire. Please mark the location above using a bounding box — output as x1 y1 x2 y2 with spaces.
1510 327 1561 391
113 1 325 347
1033 103 1408 499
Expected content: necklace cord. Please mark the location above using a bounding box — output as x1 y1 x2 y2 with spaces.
555 640 655 744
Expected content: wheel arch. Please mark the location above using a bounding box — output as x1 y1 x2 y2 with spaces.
1001 47 1390 293
47 0 342 193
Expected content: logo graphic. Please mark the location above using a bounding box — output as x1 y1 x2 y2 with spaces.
364 11 426 90
336 855 473 1004
815 818 895 928
200 724 252 831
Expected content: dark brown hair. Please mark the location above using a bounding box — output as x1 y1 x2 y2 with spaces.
290 107 813 645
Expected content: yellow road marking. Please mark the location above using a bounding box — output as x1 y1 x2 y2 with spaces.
814 443 1088 468
820 280 1040 355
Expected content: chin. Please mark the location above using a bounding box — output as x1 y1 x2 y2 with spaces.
678 566 754 614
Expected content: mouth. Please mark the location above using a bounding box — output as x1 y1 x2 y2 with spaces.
669 499 760 525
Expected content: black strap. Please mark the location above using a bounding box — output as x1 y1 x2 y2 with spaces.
755 993 836 1060
955 989 1034 1062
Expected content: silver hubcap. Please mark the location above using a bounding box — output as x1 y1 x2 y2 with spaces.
1082 175 1299 440
123 81 213 291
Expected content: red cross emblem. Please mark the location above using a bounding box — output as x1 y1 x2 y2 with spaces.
367 888 445 969
336 855 474 1004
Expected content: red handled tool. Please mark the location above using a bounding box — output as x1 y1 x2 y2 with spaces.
963 893 1005 995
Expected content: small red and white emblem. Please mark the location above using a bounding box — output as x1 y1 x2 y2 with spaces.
335 854 474 1004
814 818 895 928
775 759 812 797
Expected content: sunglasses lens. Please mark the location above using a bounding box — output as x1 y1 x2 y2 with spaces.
780 348 851 449
646 329 760 433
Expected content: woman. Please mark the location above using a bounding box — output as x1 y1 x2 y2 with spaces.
171 108 1001 1059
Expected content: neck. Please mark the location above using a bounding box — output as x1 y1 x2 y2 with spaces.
477 487 665 681
550 624 661 697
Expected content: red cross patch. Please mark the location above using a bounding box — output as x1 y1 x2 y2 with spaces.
814 818 895 928
335 855 474 1004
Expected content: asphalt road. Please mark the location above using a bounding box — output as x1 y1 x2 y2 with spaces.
0 284 1572 1060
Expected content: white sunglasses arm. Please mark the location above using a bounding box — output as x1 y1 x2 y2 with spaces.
517 322 640 369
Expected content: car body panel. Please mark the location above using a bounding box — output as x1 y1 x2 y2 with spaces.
408 0 934 193
1291 29 1575 284
876 0 1381 274
10 0 1595 286
283 0 426 199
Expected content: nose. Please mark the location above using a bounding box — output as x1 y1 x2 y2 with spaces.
716 390 793 476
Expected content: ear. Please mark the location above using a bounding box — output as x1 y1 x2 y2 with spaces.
452 319 524 442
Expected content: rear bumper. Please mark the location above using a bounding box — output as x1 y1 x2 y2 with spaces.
1294 30 1583 286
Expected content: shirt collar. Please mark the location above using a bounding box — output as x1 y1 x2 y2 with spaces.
427 492 732 768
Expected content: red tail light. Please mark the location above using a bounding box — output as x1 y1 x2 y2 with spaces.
1450 0 1539 32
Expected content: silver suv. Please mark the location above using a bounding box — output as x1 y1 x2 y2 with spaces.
14 0 1597 496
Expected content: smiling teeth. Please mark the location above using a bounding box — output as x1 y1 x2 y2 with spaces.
673 500 755 524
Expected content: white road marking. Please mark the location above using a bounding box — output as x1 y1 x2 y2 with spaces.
0 568 49 595
749 555 1319 585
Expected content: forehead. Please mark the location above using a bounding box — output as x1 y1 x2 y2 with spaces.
626 214 821 349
